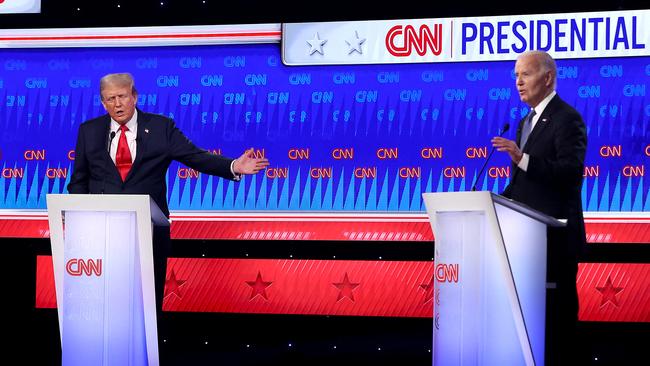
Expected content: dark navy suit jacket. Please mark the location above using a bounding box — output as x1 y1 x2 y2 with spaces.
503 94 587 260
67 109 236 217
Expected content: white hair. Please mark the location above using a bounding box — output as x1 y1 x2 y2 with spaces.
518 51 557 89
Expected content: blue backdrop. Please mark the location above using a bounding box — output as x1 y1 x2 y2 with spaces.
0 44 648 211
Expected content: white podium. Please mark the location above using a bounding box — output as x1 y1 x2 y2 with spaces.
47 194 169 366
422 192 565 366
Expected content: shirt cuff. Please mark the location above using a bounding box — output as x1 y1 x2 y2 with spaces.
230 159 241 181
517 153 530 172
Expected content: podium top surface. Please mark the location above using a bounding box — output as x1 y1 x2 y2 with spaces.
490 193 566 227
421 192 566 227
46 194 169 226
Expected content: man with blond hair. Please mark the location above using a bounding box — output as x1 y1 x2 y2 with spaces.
68 73 269 360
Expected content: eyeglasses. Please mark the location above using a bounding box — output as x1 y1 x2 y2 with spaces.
102 94 132 105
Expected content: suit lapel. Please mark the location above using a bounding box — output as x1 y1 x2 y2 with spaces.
511 95 562 182
125 110 149 182
522 95 560 153
100 115 122 180
101 115 113 161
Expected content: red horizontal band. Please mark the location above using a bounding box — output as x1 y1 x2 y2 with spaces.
36 256 434 318
2 213 649 243
35 257 650 322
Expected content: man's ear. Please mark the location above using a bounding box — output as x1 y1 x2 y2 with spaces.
545 71 554 88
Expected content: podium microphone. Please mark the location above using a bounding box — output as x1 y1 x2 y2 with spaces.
471 123 510 192
107 131 117 153
101 131 117 194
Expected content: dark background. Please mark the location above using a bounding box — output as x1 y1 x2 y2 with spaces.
4 0 650 365
0 0 647 28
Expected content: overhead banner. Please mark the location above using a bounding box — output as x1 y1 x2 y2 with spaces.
0 0 40 14
0 24 281 48
282 9 650 65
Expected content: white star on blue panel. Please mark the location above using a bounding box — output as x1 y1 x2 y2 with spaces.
306 32 327 55
345 31 366 55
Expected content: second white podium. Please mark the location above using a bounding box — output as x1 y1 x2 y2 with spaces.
423 191 564 366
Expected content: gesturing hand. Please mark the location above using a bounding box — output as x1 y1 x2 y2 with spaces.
233 148 270 174
491 137 523 164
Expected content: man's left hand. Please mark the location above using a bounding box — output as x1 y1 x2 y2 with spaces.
491 137 523 164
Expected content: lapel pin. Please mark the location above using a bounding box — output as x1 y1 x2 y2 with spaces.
541 118 548 123
144 129 149 133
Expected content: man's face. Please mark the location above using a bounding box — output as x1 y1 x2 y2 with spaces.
514 55 553 108
101 84 137 125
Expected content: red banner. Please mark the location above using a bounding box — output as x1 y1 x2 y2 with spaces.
36 256 649 322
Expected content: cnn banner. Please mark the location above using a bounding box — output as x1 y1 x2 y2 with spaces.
282 9 650 65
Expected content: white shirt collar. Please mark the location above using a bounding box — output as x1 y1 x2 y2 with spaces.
110 109 138 134
531 90 556 116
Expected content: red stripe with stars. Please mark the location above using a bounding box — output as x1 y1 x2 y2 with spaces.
577 263 650 322
35 257 649 321
162 258 433 317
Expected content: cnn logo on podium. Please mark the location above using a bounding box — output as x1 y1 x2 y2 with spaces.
66 258 103 276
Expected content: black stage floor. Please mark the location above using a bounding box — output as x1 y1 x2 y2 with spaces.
16 304 650 365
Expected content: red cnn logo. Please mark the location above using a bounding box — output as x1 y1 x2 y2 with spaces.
385 24 443 57
435 263 459 283
66 258 103 276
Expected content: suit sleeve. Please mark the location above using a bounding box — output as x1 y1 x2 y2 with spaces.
67 124 90 194
166 119 236 179
526 110 587 187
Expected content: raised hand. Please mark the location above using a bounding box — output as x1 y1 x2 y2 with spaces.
491 137 523 164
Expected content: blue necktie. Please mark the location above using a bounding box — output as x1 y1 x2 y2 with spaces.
519 109 536 149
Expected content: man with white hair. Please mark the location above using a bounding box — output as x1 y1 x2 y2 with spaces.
492 51 587 364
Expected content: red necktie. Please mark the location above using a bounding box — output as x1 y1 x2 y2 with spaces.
115 124 132 181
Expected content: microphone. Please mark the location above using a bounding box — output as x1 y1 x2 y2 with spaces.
101 131 117 194
108 131 117 153
471 123 510 192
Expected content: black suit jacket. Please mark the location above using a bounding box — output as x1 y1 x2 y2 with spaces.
67 109 236 216
502 94 587 259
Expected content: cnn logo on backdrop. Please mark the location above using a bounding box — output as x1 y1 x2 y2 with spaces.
385 24 443 57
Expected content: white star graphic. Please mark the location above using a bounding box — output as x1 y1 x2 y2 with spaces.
345 31 366 55
306 32 327 55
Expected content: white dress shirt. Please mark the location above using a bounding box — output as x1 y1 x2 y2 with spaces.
109 110 138 164
518 90 556 171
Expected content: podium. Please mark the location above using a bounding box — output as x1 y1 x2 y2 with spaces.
47 194 169 366
422 192 565 366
